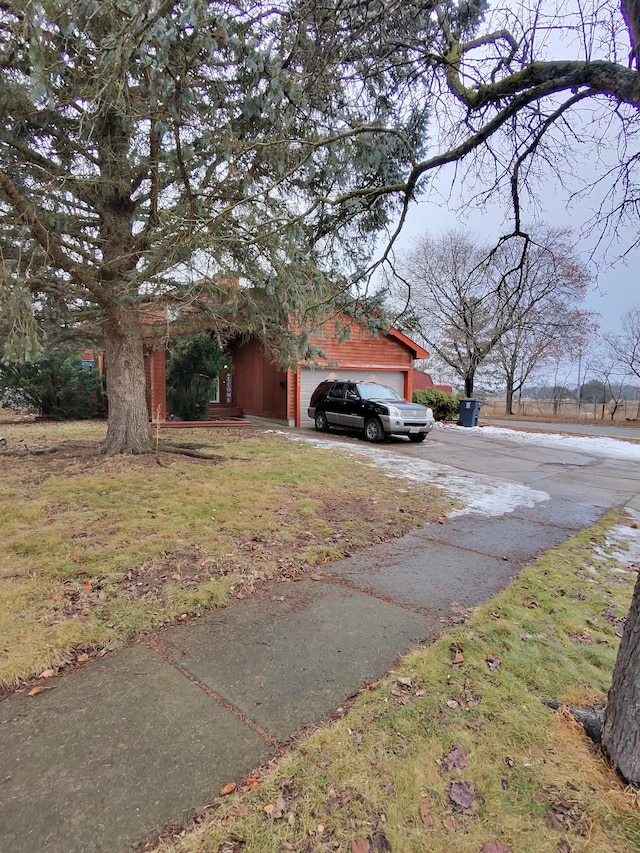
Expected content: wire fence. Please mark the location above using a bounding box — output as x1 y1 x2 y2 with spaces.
480 398 640 422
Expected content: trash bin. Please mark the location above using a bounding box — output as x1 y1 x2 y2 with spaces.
458 398 482 427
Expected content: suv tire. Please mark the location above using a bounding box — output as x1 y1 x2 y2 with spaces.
315 411 329 432
364 417 385 442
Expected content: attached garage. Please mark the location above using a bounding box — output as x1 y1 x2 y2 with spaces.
299 369 406 427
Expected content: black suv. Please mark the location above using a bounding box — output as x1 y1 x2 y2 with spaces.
307 380 435 442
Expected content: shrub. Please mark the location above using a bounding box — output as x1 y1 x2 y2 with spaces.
413 388 461 421
166 333 227 421
0 349 105 419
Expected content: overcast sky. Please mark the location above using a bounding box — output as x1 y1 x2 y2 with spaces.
391 176 637 336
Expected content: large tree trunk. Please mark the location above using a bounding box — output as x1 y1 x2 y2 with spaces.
601 571 640 785
102 305 150 455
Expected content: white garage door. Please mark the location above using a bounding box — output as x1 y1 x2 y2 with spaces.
300 369 406 427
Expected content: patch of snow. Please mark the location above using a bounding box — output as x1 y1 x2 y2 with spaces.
451 424 640 462
276 432 550 518
594 508 640 571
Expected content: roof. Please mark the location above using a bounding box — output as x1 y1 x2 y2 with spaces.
386 328 430 359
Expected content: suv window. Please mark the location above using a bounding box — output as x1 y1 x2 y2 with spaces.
327 382 346 400
345 384 359 401
356 382 403 401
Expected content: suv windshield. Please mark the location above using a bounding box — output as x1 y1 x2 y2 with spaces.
356 383 403 401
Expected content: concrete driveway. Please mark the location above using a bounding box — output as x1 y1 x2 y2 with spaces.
293 421 640 511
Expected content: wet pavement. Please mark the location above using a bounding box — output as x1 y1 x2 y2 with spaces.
1 423 639 853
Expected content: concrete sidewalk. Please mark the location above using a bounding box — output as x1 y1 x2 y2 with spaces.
0 490 613 853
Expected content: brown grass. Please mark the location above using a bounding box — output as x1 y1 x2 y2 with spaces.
0 422 450 689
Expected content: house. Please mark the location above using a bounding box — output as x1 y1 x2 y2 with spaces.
413 369 453 395
144 315 429 426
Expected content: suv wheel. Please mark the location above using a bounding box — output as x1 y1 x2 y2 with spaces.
364 417 385 442
315 411 329 432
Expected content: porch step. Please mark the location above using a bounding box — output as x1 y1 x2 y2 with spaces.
150 419 251 430
207 405 243 419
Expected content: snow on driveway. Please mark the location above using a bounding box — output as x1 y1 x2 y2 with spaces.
279 423 640 518
464 424 640 462
277 431 550 518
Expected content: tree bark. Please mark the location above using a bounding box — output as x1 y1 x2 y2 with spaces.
464 371 475 397
505 377 514 415
602 571 640 786
101 305 150 455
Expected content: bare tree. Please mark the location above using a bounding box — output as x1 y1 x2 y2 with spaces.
392 229 510 397
605 308 640 382
393 226 592 401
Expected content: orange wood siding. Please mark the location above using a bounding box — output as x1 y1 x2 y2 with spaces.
287 368 298 423
307 321 414 370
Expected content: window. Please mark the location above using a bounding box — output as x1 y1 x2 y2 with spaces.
345 384 359 401
327 383 346 400
356 383 403 401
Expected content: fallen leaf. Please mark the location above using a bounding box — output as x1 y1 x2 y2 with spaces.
557 840 572 853
442 745 467 771
483 842 512 853
28 686 46 696
442 815 457 831
446 699 459 709
397 676 412 688
486 655 501 671
545 811 566 831
268 795 286 819
368 681 381 690
219 782 236 796
452 650 464 665
419 803 434 827
466 719 484 731
76 653 89 663
82 581 93 592
39 669 56 679
226 804 249 820
448 780 476 810
371 831 392 852
279 843 296 852
243 777 260 791
351 839 370 853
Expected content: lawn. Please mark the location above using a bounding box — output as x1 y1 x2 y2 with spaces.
0 421 451 689
149 511 640 853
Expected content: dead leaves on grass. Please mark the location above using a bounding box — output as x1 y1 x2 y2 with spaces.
447 780 478 812
442 744 467 771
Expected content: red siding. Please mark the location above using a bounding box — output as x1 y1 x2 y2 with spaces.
231 339 287 419
146 349 167 421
